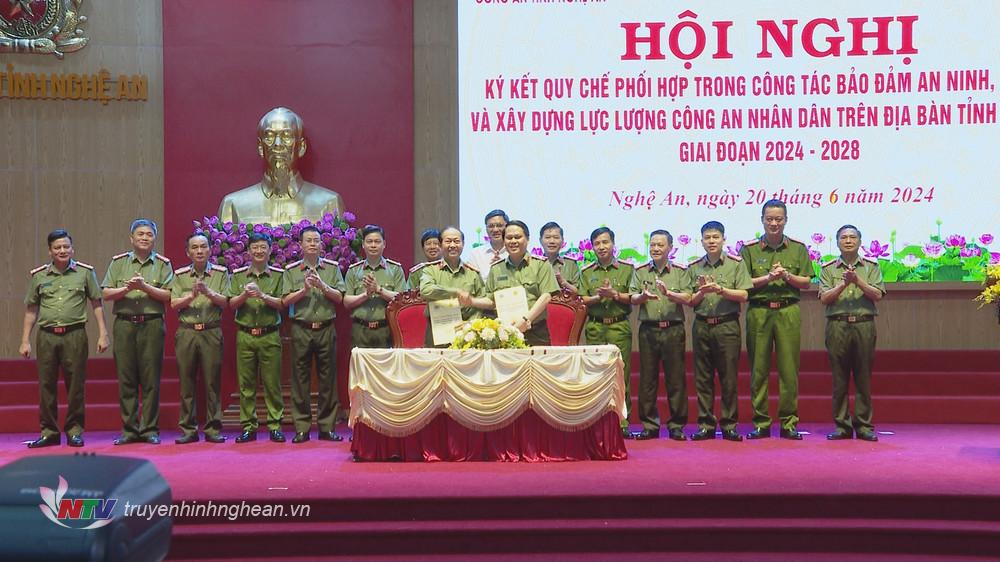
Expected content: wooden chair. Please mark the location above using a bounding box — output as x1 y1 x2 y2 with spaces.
546 291 586 346
386 290 429 348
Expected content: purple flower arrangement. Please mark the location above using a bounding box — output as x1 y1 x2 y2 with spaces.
192 212 363 272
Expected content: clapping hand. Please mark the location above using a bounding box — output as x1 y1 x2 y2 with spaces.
597 279 616 299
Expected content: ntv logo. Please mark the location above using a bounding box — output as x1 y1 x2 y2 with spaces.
38 476 116 530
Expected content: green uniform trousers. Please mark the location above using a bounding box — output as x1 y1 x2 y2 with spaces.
825 319 876 433
113 317 164 438
290 323 338 433
36 327 88 439
236 330 283 432
637 324 687 431
585 319 632 427
175 327 223 437
745 304 800 430
692 318 742 431
352 323 392 349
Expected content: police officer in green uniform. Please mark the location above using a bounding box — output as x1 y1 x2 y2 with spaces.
20 230 109 448
739 200 813 440
480 220 560 346
540 221 581 294
344 225 408 349
408 228 442 290
819 225 885 442
170 233 231 444
420 226 489 347
631 229 692 441
229 232 286 443
102 219 173 445
687 222 752 442
283 225 347 443
579 227 638 438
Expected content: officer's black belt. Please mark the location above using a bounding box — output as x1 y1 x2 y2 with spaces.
179 321 221 331
640 319 683 329
749 300 798 310
239 325 280 337
829 314 875 323
40 322 86 335
589 315 627 325
353 318 387 330
117 313 163 323
294 319 333 330
696 313 740 326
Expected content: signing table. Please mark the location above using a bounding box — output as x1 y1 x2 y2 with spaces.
348 345 628 462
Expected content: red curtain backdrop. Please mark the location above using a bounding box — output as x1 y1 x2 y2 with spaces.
162 0 414 403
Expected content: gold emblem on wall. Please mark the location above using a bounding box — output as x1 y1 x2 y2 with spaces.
0 0 88 59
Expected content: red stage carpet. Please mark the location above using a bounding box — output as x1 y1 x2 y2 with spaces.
1 422 998 560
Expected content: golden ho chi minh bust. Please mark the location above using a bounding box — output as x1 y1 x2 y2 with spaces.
218 107 345 225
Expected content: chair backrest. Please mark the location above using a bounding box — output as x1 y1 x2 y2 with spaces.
386 290 428 348
546 291 586 346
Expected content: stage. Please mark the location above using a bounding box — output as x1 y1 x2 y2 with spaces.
1 423 998 561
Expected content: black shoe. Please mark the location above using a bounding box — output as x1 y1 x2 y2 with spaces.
269 430 285 443
175 434 199 445
667 429 686 441
780 427 803 440
144 434 161 445
746 427 771 440
634 429 659 440
204 434 226 444
292 432 310 443
826 430 852 440
690 428 715 441
721 429 743 442
235 430 257 443
113 434 141 446
318 431 343 442
621 428 635 440
67 434 84 447
857 430 879 442
27 435 60 449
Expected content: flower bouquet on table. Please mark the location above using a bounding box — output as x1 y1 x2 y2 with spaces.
974 264 1000 323
450 318 527 350
191 212 363 273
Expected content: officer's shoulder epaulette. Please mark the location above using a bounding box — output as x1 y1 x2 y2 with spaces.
821 258 839 268
530 254 548 261
154 253 171 263
725 253 743 262
581 262 598 271
636 262 650 270
563 254 581 262
211 264 228 273
861 256 879 265
285 260 303 270
743 239 759 247
232 265 250 274
29 264 47 275
321 257 339 267
76 261 94 270
174 265 192 275
268 265 284 273
671 261 689 270
348 260 365 269
786 236 806 246
464 262 480 273
620 260 636 269
111 252 130 261
385 258 402 267
411 260 440 273
489 257 505 267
